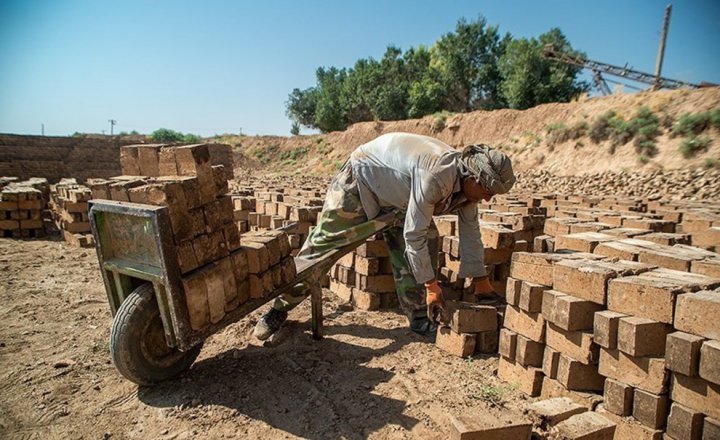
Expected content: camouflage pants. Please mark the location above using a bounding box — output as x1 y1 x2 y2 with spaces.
272 162 435 319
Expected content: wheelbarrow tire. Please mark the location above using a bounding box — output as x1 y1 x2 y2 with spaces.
110 283 202 386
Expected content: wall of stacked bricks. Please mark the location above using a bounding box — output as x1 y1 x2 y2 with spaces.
0 134 139 182
48 178 95 247
0 177 49 238
490 193 720 440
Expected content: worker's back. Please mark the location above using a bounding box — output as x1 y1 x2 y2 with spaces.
349 132 460 218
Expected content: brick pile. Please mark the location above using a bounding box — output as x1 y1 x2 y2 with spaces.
49 178 94 247
435 301 500 357
327 234 398 311
0 180 47 238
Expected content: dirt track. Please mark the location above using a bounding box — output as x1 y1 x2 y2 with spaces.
0 238 528 440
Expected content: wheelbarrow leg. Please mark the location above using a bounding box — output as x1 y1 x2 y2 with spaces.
310 283 323 340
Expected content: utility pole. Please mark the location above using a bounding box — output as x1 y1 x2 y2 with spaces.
108 119 117 136
41 123 44 136
654 4 672 90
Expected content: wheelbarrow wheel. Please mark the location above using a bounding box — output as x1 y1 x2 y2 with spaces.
110 283 202 386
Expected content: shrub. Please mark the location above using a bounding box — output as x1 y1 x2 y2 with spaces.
679 135 712 158
673 109 720 137
589 111 617 143
703 158 720 170
431 111 454 132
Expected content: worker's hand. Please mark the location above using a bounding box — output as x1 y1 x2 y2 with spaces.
473 276 496 298
425 280 446 323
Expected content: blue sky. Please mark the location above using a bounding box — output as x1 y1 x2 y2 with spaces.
1 0 718 137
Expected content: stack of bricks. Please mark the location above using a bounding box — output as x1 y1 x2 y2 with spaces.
327 234 398 311
435 215 516 297
90 143 296 332
479 194 548 251
50 179 94 247
0 180 46 238
435 301 500 357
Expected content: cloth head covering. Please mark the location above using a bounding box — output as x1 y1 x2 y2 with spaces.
459 144 516 195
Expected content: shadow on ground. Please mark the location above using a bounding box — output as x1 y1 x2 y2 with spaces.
138 320 422 439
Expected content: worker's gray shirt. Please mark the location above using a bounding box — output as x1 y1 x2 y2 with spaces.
349 132 485 284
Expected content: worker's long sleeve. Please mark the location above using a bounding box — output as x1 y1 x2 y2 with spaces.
457 202 486 278
403 170 443 284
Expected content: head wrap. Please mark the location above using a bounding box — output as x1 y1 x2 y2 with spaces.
459 144 516 195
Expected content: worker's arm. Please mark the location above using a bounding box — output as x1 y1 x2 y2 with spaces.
403 169 444 285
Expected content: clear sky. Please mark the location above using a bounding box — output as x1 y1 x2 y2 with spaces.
1 0 718 137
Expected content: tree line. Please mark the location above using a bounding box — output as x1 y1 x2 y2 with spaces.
286 16 588 134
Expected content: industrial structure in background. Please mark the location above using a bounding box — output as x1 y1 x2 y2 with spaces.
544 4 716 95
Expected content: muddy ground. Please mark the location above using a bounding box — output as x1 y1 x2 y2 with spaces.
0 238 531 440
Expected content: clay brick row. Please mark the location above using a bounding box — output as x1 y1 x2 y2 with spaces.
49 178 93 247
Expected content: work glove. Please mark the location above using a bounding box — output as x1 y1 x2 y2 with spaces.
473 276 496 298
425 280 446 323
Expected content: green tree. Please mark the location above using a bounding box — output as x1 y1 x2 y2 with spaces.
314 67 348 132
286 87 318 128
499 28 588 109
290 122 300 136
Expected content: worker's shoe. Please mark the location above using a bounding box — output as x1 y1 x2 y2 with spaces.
409 315 438 340
253 308 288 341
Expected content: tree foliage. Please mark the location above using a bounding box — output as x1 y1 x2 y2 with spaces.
150 128 201 143
286 17 587 132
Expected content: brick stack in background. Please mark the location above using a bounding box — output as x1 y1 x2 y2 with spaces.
327 233 398 311
50 179 94 247
0 181 46 238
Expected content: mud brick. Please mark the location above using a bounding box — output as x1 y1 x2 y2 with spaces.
447 301 497 333
480 223 515 249
135 145 162 177
248 274 263 299
242 233 282 265
604 378 634 416
598 348 668 394
202 199 227 232
475 330 499 353
555 232 615 253
158 147 178 175
617 317 672 357
449 413 531 440
352 289 380 310
20 219 42 229
639 232 690 246
289 206 315 222
336 252 354 268
330 280 353 303
594 240 643 260
443 235 460 256
624 218 674 233
108 179 146 202
215 258 238 311
222 223 241 252
436 326 476 357
434 215 456 237
671 373 720 420
595 409 663 440
230 248 248 284
666 403 704 440
554 294 603 332
593 310 626 349
506 277 522 305
212 165 229 195
241 241 270 274
270 264 282 288
516 334 544 367
674 290 720 339
355 274 395 293
499 328 518 359
542 289 566 322
691 259 720 278
354 255 380 276
497 356 543 396
158 176 202 209
176 240 200 273
665 331 704 377
555 412 615 440
335 265 355 285
608 272 711 324
546 323 599 365
280 257 296 284
540 377 604 410
202 263 226 324
355 239 389 257
505 305 546 342
543 346 560 379
557 354 604 392
700 340 720 385
703 417 720 440
518 280 545 313
529 397 586 426
181 272 210 331
638 248 702 272
553 259 655 305
173 144 215 204
119 145 141 175
633 389 670 430
192 231 228 266
18 199 42 210
510 252 602 287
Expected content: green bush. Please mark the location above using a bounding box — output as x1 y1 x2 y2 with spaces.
703 158 720 169
589 111 617 143
150 128 201 143
672 109 720 137
679 135 712 158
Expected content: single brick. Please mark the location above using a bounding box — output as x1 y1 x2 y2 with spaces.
699 339 720 385
665 331 704 376
666 402 704 440
617 316 672 357
593 310 626 349
603 378 633 416
632 389 670 430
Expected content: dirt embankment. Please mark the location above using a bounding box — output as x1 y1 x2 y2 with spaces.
219 88 720 178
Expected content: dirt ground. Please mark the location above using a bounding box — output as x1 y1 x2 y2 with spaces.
0 238 531 440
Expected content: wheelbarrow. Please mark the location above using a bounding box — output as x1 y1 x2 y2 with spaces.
89 200 397 385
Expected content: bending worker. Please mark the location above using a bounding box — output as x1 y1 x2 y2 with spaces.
254 132 516 340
